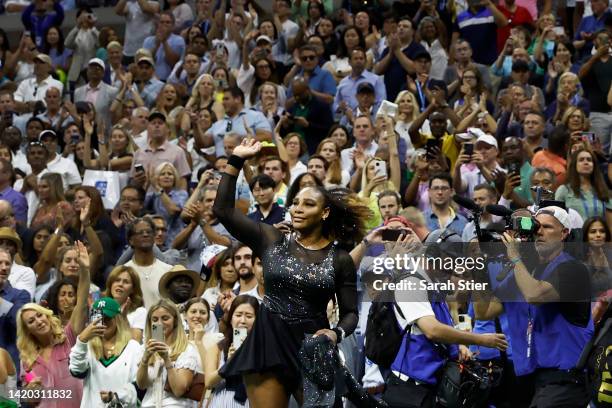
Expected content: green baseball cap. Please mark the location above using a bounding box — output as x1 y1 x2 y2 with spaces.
92 297 121 318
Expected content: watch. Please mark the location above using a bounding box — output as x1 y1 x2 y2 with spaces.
332 327 345 343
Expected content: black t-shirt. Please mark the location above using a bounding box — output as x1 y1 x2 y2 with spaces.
538 259 591 327
581 57 612 113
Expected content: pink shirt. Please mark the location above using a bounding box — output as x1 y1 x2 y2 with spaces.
84 83 101 105
21 324 83 408
500 0 537 20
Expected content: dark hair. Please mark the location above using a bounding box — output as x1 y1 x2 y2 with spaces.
249 173 277 191
525 110 546 123
553 39 575 61
122 185 146 203
224 86 245 104
258 19 278 40
285 172 324 207
182 297 210 316
299 44 319 55
307 154 329 170
326 124 352 149
337 26 366 59
26 117 45 130
428 172 453 188
74 186 105 227
76 6 93 18
547 126 569 156
566 148 609 202
283 133 308 157
0 28 10 54
126 217 156 241
44 277 78 317
307 0 325 19
24 223 53 267
583 216 611 243
473 183 497 198
222 295 260 355
260 156 290 185
314 186 370 242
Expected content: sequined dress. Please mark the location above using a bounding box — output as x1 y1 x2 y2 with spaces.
213 172 358 393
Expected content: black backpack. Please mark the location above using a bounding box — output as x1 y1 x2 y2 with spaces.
364 300 408 368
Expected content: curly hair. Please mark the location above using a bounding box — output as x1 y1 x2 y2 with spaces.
315 186 371 243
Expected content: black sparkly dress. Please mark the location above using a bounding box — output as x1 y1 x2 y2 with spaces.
213 172 358 393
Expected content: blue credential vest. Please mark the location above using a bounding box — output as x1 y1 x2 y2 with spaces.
493 251 593 376
390 289 459 385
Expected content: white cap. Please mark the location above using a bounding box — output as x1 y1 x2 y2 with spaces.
476 133 498 149
256 35 273 44
536 206 571 230
88 57 105 70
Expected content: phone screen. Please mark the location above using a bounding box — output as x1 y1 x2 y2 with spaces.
381 229 408 242
233 327 247 349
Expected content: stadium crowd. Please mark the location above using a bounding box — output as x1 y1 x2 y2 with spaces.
0 0 611 406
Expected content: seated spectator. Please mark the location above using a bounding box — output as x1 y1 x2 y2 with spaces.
247 174 285 225
532 126 569 186
201 248 238 310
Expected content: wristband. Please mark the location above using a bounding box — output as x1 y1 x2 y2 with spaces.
509 257 521 265
227 154 246 169
362 237 370 247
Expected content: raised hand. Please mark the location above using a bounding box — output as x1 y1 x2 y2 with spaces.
232 138 262 159
75 240 90 269
80 197 92 225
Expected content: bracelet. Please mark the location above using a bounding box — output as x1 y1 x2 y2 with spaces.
509 257 522 265
332 327 345 343
227 154 246 169
362 237 370 247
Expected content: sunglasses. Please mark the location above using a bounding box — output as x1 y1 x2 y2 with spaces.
301 55 317 61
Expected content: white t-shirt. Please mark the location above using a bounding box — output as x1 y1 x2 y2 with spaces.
127 306 147 330
394 276 435 337
8 262 36 299
125 258 172 309
123 0 159 56
46 154 82 188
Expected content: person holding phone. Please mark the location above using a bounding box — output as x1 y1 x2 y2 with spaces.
69 297 142 408
203 295 259 408
213 138 368 407
137 299 202 408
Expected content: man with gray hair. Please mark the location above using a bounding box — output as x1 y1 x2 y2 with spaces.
130 106 150 150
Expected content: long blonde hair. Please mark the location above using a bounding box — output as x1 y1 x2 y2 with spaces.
360 157 394 195
17 304 66 370
394 91 419 123
144 300 189 364
89 314 132 360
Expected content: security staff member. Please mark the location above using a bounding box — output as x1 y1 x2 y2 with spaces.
474 206 593 407
383 229 508 408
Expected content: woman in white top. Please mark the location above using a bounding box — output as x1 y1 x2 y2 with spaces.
323 26 373 83
394 90 420 161
103 265 147 342
69 297 142 408
166 0 194 33
202 249 238 309
417 17 448 80
272 125 308 186
137 300 202 408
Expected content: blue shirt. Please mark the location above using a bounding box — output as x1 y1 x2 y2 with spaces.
423 208 468 236
333 70 387 113
455 7 498 65
575 9 612 59
288 66 337 99
0 282 30 377
143 34 186 81
207 109 272 156
378 42 427 101
0 186 28 224
144 189 189 245
134 78 165 108
247 203 285 225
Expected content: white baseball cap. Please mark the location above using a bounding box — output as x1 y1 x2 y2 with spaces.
476 133 498 149
88 57 105 70
536 206 571 230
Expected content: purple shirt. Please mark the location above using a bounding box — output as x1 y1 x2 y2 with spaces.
0 186 28 223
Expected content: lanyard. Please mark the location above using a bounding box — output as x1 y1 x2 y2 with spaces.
415 79 428 112
580 193 601 218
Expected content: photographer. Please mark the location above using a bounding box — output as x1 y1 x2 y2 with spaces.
382 228 508 408
474 206 593 407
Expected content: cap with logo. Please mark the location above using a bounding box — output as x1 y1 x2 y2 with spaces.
92 297 122 318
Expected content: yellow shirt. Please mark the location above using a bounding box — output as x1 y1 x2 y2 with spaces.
413 132 459 170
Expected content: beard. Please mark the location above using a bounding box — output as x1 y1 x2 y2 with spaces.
239 268 254 281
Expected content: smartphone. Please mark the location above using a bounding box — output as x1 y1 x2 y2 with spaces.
552 26 565 36
455 314 471 331
135 163 145 173
152 323 165 342
581 132 596 143
381 228 409 242
425 139 440 159
507 162 520 176
24 31 31 37
373 161 387 178
376 100 399 119
90 308 103 325
463 142 474 157
71 134 80 145
233 327 248 349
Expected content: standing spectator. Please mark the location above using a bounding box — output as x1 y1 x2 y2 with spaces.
39 130 82 189
65 8 100 87
124 217 172 309
579 30 612 151
532 126 569 186
130 111 191 191
341 115 378 175
284 78 334 155
21 0 64 48
41 26 72 74
30 173 75 229
453 133 503 198
574 0 612 60
69 297 142 407
13 54 63 111
284 45 336 105
443 39 493 97
0 247 30 378
374 16 426 101
334 47 386 115
424 173 468 234
0 160 27 224
165 0 194 33
247 174 285 225
114 0 159 64
74 59 119 129
417 17 449 81
496 0 534 53
133 56 164 108
452 0 508 65
143 12 186 82
201 249 238 310
0 227 35 299
15 241 91 407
